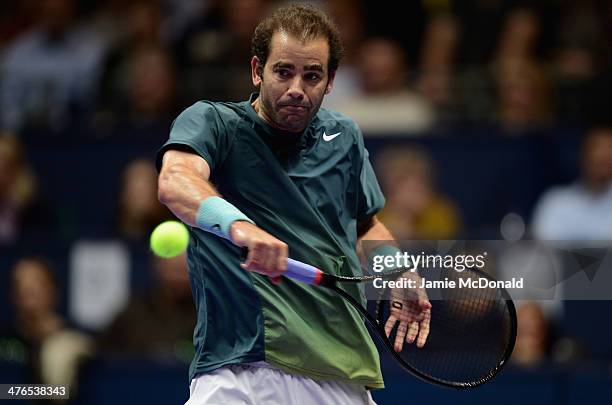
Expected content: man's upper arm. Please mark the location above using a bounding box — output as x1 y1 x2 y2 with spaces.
160 149 211 181
155 101 234 174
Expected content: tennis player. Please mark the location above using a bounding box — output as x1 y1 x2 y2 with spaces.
157 5 431 404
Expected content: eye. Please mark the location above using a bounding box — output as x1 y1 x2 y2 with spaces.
305 73 322 82
275 68 291 78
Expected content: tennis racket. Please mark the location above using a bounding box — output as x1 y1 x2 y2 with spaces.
240 249 517 389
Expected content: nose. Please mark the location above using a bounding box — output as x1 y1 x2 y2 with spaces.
286 76 305 100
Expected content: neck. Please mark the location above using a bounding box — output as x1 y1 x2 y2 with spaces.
584 178 610 194
251 97 269 125
16 312 62 343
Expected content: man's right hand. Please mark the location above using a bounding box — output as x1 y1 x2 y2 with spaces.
230 221 288 284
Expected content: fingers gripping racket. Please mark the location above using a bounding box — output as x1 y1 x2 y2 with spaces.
242 249 517 389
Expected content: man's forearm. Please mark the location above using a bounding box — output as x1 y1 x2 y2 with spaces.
356 216 398 269
158 151 254 241
158 161 220 227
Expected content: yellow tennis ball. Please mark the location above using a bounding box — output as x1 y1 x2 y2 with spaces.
150 221 189 258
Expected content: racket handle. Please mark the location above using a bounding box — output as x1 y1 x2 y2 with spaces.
239 247 323 285
286 259 323 285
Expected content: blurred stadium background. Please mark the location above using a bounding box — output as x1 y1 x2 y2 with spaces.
1 0 612 403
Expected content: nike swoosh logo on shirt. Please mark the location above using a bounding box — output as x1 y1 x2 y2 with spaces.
322 131 341 141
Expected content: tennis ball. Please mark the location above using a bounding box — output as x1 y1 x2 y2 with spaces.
150 220 189 258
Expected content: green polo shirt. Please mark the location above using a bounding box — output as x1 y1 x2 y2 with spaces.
156 93 386 388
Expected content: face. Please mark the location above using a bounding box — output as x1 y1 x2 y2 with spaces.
251 31 335 133
583 129 612 186
121 160 159 215
12 260 56 316
129 50 175 114
516 302 547 357
358 39 404 94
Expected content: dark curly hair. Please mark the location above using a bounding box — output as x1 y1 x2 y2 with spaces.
251 4 344 76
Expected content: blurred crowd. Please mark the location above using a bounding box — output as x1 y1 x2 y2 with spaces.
1 0 612 135
2 0 612 401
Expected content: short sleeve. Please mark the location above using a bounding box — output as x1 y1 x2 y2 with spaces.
156 102 233 173
356 129 385 223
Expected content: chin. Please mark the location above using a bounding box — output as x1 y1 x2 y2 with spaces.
277 117 304 131
286 119 309 131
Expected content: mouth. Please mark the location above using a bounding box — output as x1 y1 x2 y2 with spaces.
280 105 308 114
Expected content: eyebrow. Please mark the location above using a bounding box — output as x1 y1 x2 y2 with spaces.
304 64 324 72
272 61 324 72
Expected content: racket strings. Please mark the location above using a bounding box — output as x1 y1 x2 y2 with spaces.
374 272 514 386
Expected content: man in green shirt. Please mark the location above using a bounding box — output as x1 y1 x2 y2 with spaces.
157 4 431 404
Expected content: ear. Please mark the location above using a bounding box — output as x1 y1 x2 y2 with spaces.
325 69 336 94
251 56 262 87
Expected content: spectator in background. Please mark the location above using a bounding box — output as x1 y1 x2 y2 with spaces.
124 47 177 128
89 0 207 48
319 0 366 107
491 7 551 132
0 135 54 244
0 257 93 395
457 6 552 130
452 0 508 67
116 159 172 241
532 127 612 240
158 0 212 45
361 0 426 65
325 37 434 135
95 1 177 131
0 0 107 132
375 146 461 240
512 301 552 368
551 2 603 124
415 13 461 124
99 252 195 364
86 0 128 47
96 0 165 87
173 0 271 102
510 297 585 368
493 57 552 132
451 3 527 125
98 47 178 133
494 7 541 63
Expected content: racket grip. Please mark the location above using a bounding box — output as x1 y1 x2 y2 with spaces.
239 247 323 285
285 259 323 285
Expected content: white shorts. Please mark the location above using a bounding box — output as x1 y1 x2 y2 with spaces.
185 362 377 405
